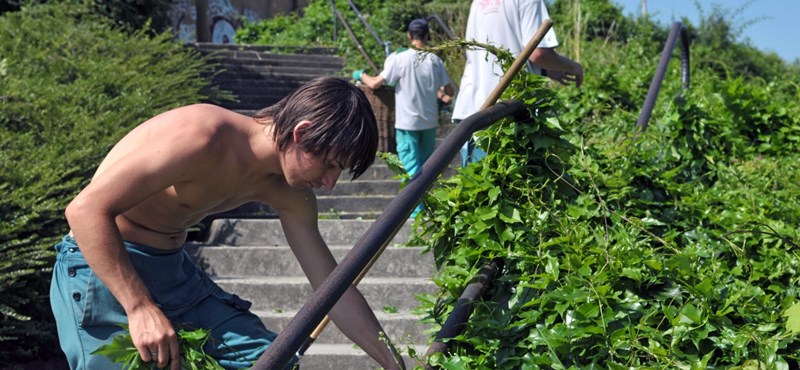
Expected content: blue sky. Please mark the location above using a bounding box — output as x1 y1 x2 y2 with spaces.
612 0 800 63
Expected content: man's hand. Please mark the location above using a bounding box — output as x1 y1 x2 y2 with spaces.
129 303 181 370
437 87 452 105
530 48 584 88
547 68 582 87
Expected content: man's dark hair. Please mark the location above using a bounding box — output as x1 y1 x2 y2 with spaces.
254 77 378 180
409 28 429 41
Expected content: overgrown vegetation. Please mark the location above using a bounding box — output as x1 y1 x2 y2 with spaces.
0 3 225 364
409 3 800 369
240 0 800 367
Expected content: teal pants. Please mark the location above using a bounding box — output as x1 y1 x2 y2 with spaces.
49 235 297 369
396 128 436 218
452 119 487 167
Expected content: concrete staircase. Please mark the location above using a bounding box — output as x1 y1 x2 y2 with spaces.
190 43 443 369
195 42 346 114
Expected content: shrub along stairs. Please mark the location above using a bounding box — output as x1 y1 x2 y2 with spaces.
191 43 439 369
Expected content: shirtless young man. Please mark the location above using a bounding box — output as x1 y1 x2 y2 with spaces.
50 77 403 370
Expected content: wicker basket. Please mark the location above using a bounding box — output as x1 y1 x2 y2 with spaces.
359 84 396 153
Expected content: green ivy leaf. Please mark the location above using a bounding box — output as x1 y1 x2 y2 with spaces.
783 301 800 334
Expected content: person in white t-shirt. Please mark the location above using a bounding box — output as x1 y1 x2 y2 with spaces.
355 18 456 218
452 0 584 166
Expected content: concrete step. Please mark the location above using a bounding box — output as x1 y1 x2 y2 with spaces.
194 42 339 55
204 219 415 246
259 310 431 345
297 344 426 370
212 60 344 72
190 245 434 278
212 276 435 312
200 51 343 67
317 195 394 214
193 44 442 369
210 83 304 96
347 164 402 181
208 68 341 81
317 180 400 196
218 99 285 111
199 194 399 221
199 51 344 67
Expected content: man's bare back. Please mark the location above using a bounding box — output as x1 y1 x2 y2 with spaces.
85 104 302 249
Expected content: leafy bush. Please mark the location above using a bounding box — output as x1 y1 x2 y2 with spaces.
0 3 225 364
1 0 176 33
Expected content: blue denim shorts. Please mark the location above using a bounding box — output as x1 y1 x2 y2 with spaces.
49 235 296 369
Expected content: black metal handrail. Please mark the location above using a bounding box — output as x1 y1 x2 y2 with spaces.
252 100 531 369
422 258 504 367
634 21 690 136
347 0 391 56
331 6 380 73
428 13 456 40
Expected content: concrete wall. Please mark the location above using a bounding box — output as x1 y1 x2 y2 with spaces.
170 0 310 43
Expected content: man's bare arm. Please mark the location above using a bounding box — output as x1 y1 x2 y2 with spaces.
275 190 404 369
530 47 584 87
360 73 386 90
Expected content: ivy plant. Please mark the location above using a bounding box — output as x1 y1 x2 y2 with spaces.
407 35 800 369
93 326 224 370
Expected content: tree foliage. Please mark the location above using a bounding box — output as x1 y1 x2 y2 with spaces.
0 3 224 364
0 0 175 33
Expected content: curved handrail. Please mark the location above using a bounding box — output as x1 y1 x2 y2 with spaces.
252 100 531 370
634 21 690 137
428 13 456 40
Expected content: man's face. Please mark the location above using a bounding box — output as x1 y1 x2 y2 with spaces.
282 144 344 191
280 120 349 190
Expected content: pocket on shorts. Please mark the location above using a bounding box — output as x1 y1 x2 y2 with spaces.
79 271 127 328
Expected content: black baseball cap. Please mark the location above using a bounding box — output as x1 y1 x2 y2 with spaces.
408 18 429 33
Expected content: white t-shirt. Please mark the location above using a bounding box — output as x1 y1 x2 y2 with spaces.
452 0 559 120
380 49 452 131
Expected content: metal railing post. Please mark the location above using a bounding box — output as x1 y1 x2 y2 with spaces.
347 0 391 56
634 21 691 137
330 0 338 42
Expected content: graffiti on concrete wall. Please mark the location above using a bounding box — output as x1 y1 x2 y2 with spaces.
169 0 302 44
170 0 197 43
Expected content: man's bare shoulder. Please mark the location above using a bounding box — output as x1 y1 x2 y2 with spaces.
145 104 250 133
120 104 254 151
